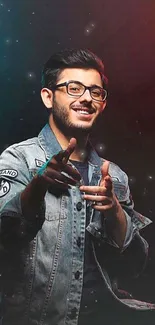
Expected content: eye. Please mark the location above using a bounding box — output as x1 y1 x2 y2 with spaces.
91 89 101 97
68 83 83 94
70 86 80 92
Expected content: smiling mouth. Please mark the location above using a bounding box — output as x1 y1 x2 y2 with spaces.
71 107 95 115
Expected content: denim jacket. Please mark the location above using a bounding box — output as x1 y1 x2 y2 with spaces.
0 124 153 325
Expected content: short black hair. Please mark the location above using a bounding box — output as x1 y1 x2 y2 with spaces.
42 48 108 89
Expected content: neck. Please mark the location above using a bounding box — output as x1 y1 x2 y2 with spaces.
49 116 89 162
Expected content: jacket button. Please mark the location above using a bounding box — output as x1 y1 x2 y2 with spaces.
70 307 77 319
77 237 81 247
75 271 80 279
76 202 82 211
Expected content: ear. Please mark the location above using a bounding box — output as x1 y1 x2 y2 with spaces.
100 100 107 113
40 88 53 109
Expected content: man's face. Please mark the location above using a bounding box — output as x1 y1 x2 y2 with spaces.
48 68 106 134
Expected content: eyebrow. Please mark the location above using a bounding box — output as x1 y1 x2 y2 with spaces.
88 83 103 88
74 81 102 88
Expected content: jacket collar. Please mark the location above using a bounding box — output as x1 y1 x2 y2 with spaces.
38 123 62 160
38 123 103 168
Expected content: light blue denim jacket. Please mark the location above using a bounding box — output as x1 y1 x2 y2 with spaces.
0 124 153 325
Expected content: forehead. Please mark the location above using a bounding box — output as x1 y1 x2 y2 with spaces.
57 68 102 86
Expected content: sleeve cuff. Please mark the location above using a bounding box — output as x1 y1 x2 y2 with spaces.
104 211 135 251
86 211 137 251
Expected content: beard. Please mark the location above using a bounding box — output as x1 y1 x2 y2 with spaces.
51 96 98 138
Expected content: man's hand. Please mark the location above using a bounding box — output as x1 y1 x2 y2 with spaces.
79 160 116 211
21 138 81 222
36 138 81 191
80 160 127 248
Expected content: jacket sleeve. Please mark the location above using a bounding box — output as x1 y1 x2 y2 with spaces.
105 183 151 251
87 162 152 276
0 145 45 249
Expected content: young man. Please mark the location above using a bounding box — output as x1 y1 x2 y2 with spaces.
0 49 154 325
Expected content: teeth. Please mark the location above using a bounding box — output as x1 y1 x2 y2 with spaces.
78 110 89 115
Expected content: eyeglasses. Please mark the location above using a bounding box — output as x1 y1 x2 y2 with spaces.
52 80 107 102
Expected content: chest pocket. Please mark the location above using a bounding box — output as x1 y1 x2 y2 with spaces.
112 176 128 202
45 190 68 221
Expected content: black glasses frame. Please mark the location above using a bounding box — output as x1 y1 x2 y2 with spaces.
52 80 107 102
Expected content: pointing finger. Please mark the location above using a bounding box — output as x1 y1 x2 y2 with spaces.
55 138 77 164
62 138 77 163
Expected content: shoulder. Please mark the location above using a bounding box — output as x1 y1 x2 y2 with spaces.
8 137 39 151
0 137 46 169
1 137 41 157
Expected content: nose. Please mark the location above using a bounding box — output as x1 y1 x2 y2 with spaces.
79 89 92 102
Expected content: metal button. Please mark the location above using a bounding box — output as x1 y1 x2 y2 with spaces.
75 271 80 279
76 202 82 211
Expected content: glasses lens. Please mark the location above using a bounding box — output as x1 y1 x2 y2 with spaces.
91 88 107 101
68 82 84 96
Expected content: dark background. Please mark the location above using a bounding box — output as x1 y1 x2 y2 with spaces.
0 0 155 302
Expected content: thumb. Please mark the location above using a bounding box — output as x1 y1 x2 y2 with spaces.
101 160 110 180
100 161 112 189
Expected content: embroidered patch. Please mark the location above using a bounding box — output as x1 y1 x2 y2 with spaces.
0 169 18 178
0 179 10 197
35 159 45 168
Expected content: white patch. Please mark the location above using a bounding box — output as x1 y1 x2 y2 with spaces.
0 179 10 197
0 169 18 178
35 159 45 168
